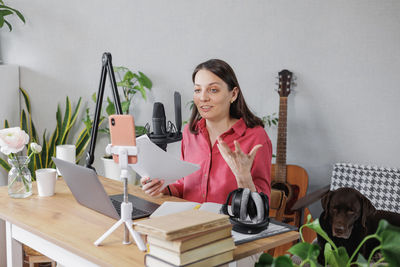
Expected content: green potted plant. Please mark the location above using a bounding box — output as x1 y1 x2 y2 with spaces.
83 66 152 183
255 215 400 267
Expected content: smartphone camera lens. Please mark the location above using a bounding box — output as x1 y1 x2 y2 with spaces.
111 118 115 126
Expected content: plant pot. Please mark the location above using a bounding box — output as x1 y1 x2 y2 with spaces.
101 157 139 185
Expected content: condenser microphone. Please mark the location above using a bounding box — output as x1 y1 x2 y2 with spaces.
152 102 167 138
148 91 183 151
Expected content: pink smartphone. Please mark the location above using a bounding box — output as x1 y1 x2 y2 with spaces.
109 114 138 164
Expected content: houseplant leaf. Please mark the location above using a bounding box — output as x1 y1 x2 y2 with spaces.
288 242 311 260
0 157 10 172
305 218 337 250
123 70 134 82
105 97 115 116
20 110 28 138
47 127 59 167
133 85 147 100
378 221 400 266
75 117 105 162
256 253 273 265
55 105 62 145
4 19 11 31
121 100 130 114
41 130 48 168
20 88 38 142
138 71 152 89
324 243 339 267
64 97 82 143
59 96 71 144
19 88 31 114
355 253 368 267
0 9 13 17
273 255 294 267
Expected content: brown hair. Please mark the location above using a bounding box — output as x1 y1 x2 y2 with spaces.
189 59 264 133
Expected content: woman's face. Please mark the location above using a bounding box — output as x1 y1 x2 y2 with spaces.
193 69 237 122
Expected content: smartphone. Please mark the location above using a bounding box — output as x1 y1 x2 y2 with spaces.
109 114 138 164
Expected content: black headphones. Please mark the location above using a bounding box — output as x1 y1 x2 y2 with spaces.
220 188 270 234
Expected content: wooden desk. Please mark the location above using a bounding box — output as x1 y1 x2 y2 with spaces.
0 177 299 266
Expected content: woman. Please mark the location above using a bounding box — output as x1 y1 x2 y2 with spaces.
141 59 272 204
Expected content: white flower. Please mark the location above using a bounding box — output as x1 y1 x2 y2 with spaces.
30 143 42 154
0 127 29 155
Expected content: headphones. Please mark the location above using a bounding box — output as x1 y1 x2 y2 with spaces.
220 188 270 234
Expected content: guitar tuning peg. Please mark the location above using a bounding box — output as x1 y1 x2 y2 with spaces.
291 82 297 87
274 89 279 92
275 82 279 86
292 76 297 81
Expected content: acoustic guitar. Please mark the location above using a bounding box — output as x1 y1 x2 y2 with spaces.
270 70 315 244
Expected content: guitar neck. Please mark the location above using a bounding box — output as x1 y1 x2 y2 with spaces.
275 97 287 182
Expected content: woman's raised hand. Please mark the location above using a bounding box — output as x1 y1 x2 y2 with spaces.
217 137 262 190
140 176 165 196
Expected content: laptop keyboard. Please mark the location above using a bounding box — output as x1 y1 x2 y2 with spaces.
110 198 149 218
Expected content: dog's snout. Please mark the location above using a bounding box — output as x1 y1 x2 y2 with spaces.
334 225 344 234
332 224 351 239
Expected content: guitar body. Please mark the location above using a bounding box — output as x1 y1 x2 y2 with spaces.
271 164 307 216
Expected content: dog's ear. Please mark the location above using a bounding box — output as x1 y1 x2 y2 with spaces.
360 195 376 228
321 191 332 220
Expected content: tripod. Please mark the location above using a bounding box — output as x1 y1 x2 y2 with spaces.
94 144 146 251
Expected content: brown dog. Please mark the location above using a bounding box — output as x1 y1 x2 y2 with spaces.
317 187 400 264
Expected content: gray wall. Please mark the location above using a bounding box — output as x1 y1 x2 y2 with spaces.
1 0 399 216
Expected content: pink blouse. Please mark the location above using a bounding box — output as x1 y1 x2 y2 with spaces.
168 118 272 204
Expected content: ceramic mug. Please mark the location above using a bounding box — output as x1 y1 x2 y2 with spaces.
36 168 57 197
56 144 76 175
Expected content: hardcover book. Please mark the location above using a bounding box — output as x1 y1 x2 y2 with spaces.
148 237 235 266
145 250 233 267
147 224 232 253
134 210 230 240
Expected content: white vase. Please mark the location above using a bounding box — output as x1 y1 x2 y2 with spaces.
101 157 138 185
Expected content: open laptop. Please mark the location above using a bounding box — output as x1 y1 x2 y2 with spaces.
53 157 159 220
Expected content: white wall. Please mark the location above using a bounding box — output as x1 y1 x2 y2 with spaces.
1 0 399 216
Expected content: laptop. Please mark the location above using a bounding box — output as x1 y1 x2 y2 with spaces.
52 157 160 220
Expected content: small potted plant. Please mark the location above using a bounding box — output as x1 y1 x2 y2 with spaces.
83 66 152 183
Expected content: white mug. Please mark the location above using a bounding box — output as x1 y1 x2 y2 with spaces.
56 144 76 175
36 168 57 197
56 144 76 162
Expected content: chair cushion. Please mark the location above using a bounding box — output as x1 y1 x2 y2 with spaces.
330 163 400 213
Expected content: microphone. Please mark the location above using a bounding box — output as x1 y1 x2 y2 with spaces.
148 91 183 151
152 102 167 138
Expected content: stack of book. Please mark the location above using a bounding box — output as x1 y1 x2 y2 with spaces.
134 209 235 267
